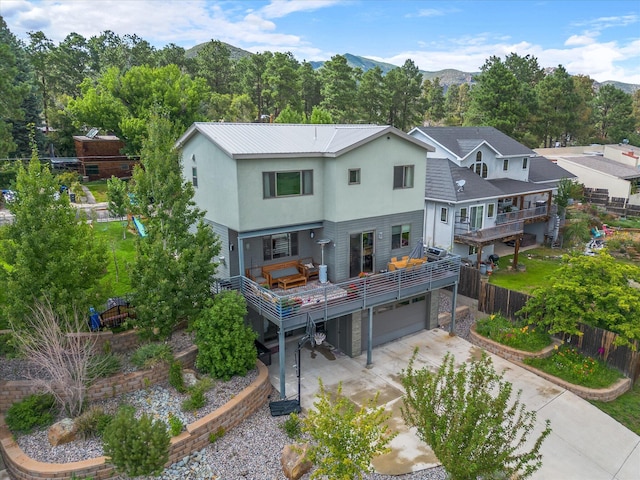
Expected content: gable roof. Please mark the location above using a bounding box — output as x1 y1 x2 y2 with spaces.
558 155 640 180
528 156 576 183
412 126 534 160
426 158 503 202
176 123 433 159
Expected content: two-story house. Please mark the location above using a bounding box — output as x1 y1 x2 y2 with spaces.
409 126 575 266
175 123 461 398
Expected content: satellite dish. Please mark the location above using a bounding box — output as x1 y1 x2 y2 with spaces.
455 179 466 192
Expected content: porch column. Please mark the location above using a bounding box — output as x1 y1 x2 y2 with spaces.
366 307 373 367
513 236 522 270
449 281 458 336
476 245 483 268
278 328 286 399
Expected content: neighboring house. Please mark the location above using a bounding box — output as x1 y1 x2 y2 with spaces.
537 144 640 205
73 133 138 181
409 126 576 265
175 123 461 398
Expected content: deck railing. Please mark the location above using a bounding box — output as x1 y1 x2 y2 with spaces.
215 255 461 332
496 204 548 224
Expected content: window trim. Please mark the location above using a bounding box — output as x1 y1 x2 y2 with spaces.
440 207 448 223
487 203 495 218
393 165 414 189
192 166 198 187
503 159 509 171
348 168 361 185
522 158 528 169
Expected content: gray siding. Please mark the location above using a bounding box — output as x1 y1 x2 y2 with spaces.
205 219 230 278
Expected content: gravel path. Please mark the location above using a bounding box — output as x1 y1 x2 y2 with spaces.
2 292 477 480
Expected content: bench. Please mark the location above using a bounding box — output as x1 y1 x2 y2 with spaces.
262 260 305 288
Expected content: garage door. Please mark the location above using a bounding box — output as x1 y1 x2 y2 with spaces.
361 295 428 351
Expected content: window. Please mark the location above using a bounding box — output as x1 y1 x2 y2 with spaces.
503 159 509 171
192 167 198 187
470 151 487 178
393 165 414 189
263 232 298 260
487 203 495 217
392 224 411 249
459 207 468 223
348 168 361 185
120 163 130 171
469 245 478 255
523 158 528 169
263 170 313 198
86 164 99 175
440 207 448 223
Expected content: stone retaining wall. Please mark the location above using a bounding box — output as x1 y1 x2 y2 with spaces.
0 360 272 480
469 325 631 402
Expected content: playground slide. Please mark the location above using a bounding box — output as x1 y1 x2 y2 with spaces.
132 216 147 237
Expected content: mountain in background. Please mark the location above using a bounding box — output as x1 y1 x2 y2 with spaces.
185 43 639 94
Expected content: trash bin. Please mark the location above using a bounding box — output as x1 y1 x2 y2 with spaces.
69 193 76 203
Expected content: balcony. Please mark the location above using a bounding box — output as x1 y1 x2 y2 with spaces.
216 255 461 332
496 204 549 225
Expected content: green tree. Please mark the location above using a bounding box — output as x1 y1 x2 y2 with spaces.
320 54 358 123
235 51 272 117
357 66 387 124
309 106 333 124
422 77 445 124
402 350 551 480
195 40 235 94
465 56 525 138
571 75 596 144
263 51 301 117
50 32 91 98
26 31 55 134
303 379 396 480
518 252 640 347
227 93 258 122
193 291 257 380
107 176 129 238
384 59 424 131
275 105 304 123
0 142 107 325
130 114 220 339
505 53 544 144
535 66 580 147
591 84 635 143
443 83 470 126
299 61 322 121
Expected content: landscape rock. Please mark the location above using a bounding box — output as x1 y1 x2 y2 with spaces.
281 442 312 480
48 418 77 446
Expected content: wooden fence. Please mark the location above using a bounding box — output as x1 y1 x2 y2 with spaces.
457 265 481 299
471 281 640 384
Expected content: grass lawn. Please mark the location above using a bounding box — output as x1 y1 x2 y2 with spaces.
488 247 565 294
85 180 109 203
94 220 137 298
591 381 640 435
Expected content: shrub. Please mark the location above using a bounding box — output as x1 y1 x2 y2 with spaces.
130 342 172 369
181 378 213 411
5 393 56 433
0 332 18 358
87 352 122 378
167 413 184 436
281 412 302 439
75 406 113 439
476 314 551 352
194 291 257 380
169 360 186 393
103 405 170 477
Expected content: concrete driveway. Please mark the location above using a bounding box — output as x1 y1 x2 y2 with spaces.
268 328 640 479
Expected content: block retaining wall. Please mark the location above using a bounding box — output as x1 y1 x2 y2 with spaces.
0 360 272 480
469 325 631 402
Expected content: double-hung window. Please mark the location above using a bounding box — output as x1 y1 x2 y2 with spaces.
263 170 313 198
393 165 414 189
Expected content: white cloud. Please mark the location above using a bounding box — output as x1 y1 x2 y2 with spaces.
565 35 595 46
259 0 344 19
415 8 446 18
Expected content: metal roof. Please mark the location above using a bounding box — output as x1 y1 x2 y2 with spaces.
413 126 534 159
176 123 433 159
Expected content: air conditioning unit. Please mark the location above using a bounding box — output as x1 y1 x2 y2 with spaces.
426 246 448 260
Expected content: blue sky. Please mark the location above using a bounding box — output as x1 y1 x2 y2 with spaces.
2 0 639 83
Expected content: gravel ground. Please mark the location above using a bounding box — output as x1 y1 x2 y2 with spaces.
1 292 477 480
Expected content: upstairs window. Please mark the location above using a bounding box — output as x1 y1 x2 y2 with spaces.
522 157 528 169
263 170 313 198
471 151 488 178
440 207 448 223
348 168 361 185
192 167 198 187
503 159 509 171
393 165 414 189
392 224 411 249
